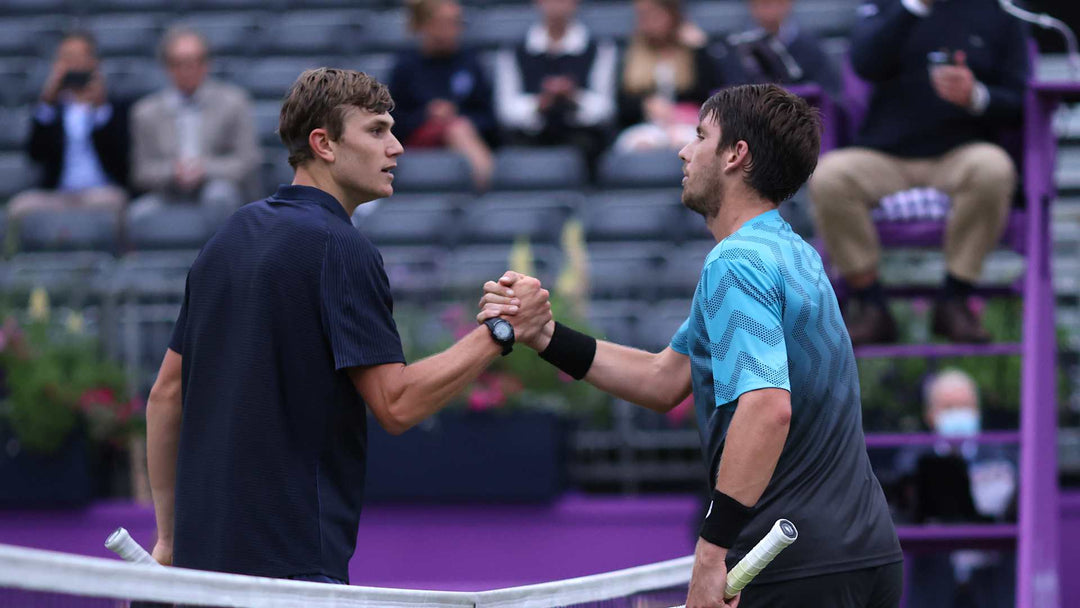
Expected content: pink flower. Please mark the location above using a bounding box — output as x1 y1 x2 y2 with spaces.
665 395 694 426
466 375 507 411
78 387 117 412
970 297 986 315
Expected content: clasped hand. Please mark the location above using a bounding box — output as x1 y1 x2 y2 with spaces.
476 271 554 351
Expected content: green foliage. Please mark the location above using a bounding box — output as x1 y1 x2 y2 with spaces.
858 299 1072 431
1 314 141 454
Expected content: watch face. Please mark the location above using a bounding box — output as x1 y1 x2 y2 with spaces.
494 322 512 341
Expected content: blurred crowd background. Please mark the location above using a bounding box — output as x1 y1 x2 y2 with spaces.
0 0 1080 604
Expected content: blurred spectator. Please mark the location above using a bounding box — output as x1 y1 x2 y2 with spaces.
390 0 496 190
714 0 841 97
130 27 259 225
898 369 1017 608
9 31 129 220
808 0 1028 345
494 0 617 163
613 0 721 152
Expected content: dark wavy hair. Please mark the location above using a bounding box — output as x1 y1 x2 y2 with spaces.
699 84 822 203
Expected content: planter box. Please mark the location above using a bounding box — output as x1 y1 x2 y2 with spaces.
365 410 568 503
0 425 92 508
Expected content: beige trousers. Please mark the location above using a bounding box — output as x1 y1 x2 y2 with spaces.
7 185 127 220
807 142 1016 283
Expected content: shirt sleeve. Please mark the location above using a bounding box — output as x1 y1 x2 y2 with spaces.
670 317 691 355
700 253 790 406
168 275 190 354
320 231 406 371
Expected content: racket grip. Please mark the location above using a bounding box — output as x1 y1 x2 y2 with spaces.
105 527 163 567
723 519 798 599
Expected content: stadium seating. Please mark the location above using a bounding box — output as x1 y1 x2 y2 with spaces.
126 206 215 251
638 299 693 351
356 193 464 247
376 244 449 298
234 57 333 100
598 149 685 189
102 58 170 101
461 191 578 244
582 189 684 242
579 3 636 41
442 243 561 294
463 5 536 50
87 14 164 57
176 13 260 57
0 107 29 152
16 209 120 254
585 241 667 301
0 16 67 58
392 150 475 194
253 100 282 147
491 146 587 191
586 299 644 346
261 11 364 56
0 154 40 202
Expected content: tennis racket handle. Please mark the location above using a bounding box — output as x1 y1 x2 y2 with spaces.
723 519 798 598
105 527 163 567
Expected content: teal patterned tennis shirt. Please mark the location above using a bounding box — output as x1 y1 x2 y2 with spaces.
671 208 902 583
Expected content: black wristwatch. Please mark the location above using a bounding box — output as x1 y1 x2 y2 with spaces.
483 318 515 356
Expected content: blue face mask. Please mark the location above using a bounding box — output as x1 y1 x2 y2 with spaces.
935 409 981 438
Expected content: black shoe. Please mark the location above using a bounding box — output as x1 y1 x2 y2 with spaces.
931 299 992 343
846 303 899 346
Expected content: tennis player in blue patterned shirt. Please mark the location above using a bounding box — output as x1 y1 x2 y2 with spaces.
481 84 903 608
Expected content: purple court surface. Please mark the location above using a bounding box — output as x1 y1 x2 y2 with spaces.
1 492 1080 604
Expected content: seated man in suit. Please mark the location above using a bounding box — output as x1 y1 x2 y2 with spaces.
808 0 1028 345
9 31 129 220
130 27 260 225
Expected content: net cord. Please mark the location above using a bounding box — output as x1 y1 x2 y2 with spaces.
0 543 693 608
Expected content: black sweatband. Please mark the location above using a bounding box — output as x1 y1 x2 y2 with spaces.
699 490 754 549
539 322 597 380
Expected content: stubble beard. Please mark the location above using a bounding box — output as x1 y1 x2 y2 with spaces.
681 176 723 219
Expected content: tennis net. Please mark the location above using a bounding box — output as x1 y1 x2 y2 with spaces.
0 543 691 608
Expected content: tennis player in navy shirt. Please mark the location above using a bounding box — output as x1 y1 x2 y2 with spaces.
144 68 552 583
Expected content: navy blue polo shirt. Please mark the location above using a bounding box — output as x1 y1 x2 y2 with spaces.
168 185 405 582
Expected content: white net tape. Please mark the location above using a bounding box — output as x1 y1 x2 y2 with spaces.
0 543 693 608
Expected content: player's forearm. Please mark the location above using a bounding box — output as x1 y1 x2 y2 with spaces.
584 342 689 413
713 388 791 506
146 383 182 546
386 327 501 432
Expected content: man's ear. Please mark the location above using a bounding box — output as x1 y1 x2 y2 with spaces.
723 140 752 175
308 128 335 164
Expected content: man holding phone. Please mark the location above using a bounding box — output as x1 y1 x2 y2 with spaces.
9 31 129 220
807 0 1028 346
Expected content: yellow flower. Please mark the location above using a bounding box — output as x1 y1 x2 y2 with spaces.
28 287 50 322
65 311 85 335
555 219 589 317
508 236 536 278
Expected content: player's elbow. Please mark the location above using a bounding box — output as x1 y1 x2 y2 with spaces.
372 406 412 436
656 390 686 414
769 398 792 429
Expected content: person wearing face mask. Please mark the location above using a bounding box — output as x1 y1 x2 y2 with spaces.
898 369 1017 608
